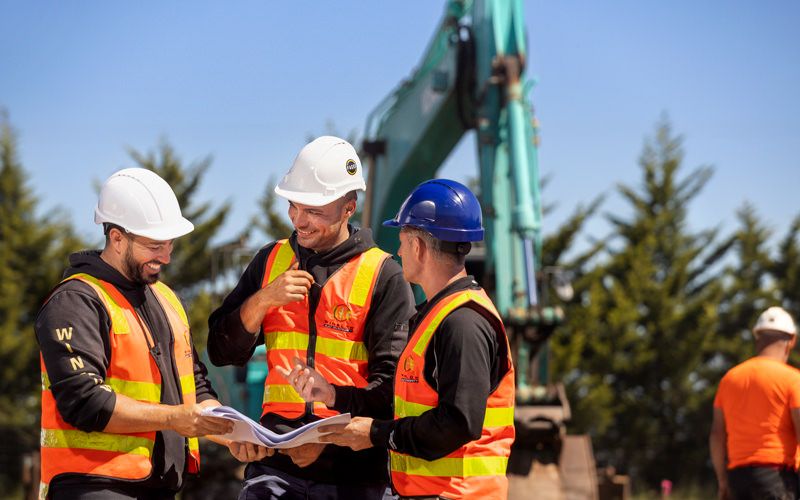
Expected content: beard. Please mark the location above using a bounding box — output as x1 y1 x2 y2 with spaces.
123 246 162 285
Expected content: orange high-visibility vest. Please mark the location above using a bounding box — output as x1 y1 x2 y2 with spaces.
39 274 200 500
259 239 390 419
391 288 515 500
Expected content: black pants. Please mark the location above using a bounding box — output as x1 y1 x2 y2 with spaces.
728 465 798 500
48 482 176 500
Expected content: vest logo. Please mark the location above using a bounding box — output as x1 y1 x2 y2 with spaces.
400 356 419 384
333 304 352 322
323 304 354 333
345 159 357 176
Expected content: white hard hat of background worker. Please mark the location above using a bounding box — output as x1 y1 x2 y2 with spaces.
94 167 194 240
274 136 366 206
753 306 797 337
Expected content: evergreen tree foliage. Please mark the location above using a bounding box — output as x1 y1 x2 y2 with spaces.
712 204 775 370
252 177 293 241
0 111 83 490
558 120 733 488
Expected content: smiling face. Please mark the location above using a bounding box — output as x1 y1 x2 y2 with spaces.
288 195 355 252
122 234 173 284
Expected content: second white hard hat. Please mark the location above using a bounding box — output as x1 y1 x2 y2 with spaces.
274 136 366 207
94 168 194 241
753 306 797 336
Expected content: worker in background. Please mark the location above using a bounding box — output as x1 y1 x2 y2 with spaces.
35 168 267 500
207 136 416 499
283 179 516 500
710 306 800 500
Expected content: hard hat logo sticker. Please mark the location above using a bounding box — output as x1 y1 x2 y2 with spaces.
345 159 357 176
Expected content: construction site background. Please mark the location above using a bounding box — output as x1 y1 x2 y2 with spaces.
2 110 799 498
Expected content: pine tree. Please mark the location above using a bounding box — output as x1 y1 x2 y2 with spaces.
712 205 775 371
562 120 733 488
0 110 83 490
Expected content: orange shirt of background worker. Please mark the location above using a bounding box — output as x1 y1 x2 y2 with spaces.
713 356 800 469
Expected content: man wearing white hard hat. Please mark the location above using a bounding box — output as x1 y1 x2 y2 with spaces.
35 168 249 499
710 306 800 500
208 137 415 499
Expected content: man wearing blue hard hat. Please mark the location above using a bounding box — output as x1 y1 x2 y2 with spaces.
284 179 516 499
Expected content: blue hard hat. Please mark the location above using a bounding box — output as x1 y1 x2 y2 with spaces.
383 179 484 242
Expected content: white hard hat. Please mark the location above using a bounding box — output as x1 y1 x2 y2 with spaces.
94 168 194 241
753 306 797 336
274 136 366 207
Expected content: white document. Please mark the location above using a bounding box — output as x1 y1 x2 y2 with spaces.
202 406 350 449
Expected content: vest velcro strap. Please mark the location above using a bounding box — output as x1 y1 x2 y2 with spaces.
391 453 509 478
107 377 161 403
349 247 386 307
40 429 154 457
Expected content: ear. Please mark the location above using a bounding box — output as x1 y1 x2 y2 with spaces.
413 234 426 262
107 228 127 254
343 199 356 217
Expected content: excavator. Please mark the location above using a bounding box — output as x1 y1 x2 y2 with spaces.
359 1 599 498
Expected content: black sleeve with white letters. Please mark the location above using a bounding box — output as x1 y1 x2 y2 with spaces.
35 281 117 432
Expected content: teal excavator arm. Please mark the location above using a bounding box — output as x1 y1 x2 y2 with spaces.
362 0 556 401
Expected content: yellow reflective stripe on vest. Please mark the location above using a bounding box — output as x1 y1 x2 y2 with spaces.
107 377 161 403
38 481 48 500
188 437 199 452
42 372 51 391
151 281 189 327
348 247 385 307
484 407 515 427
180 374 196 396
412 294 473 357
265 384 305 403
66 273 130 334
391 453 508 478
263 384 327 411
266 331 309 351
394 396 433 418
40 429 154 457
268 240 295 284
316 336 367 361
395 396 513 428
266 331 367 361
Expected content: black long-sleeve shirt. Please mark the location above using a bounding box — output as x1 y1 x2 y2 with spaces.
35 251 217 493
207 226 416 484
370 276 511 461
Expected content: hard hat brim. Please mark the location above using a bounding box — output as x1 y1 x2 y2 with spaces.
127 217 195 241
274 185 364 207
382 219 401 228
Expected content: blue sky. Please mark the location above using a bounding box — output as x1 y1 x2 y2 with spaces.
1 1 798 250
